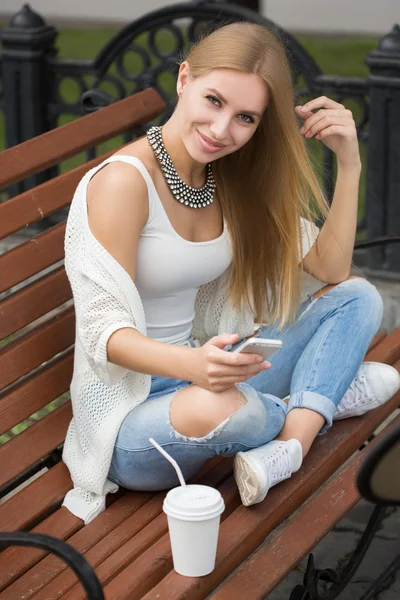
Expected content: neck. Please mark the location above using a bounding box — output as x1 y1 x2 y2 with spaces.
160 116 207 187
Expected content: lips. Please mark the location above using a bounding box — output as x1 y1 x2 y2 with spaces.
198 131 225 149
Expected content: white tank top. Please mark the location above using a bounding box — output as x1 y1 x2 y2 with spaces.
109 155 232 346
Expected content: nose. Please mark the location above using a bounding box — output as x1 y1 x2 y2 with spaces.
209 114 230 142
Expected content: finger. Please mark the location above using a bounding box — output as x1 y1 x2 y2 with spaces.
208 350 265 366
306 116 353 138
207 334 240 349
236 360 272 376
214 361 271 381
300 109 346 134
295 105 314 121
315 124 349 140
300 96 344 114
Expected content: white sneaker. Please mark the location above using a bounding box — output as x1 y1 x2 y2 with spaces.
334 361 400 420
234 438 303 506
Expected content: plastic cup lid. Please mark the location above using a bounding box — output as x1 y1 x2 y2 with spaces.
163 484 225 521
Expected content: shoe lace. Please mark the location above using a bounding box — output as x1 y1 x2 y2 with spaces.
341 370 374 410
261 444 292 485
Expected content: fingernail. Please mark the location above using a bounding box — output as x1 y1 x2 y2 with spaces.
301 106 307 112
300 126 304 133
264 362 271 367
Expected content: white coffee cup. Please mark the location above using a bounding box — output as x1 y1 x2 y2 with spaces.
163 484 225 577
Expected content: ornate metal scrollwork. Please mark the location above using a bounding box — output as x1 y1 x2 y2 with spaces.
50 1 324 124
0 532 104 600
289 505 392 600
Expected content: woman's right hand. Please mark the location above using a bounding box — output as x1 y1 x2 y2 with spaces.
188 333 271 393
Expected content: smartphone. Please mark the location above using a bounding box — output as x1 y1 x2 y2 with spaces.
233 337 283 361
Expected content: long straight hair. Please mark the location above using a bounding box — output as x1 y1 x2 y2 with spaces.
184 22 331 329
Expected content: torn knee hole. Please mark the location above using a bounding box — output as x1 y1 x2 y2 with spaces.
236 388 248 409
169 387 248 442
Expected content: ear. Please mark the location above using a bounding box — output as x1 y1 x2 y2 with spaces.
176 61 191 97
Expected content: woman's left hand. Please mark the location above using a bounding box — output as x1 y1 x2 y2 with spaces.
295 96 361 170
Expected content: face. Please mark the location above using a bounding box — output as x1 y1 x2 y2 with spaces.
176 62 269 163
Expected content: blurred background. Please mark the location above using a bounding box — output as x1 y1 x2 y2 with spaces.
0 0 398 33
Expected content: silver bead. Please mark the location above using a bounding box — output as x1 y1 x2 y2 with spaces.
146 125 215 209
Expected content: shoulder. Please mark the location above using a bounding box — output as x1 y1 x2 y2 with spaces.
87 138 157 227
113 135 158 180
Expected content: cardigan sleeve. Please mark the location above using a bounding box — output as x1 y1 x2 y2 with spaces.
72 275 138 386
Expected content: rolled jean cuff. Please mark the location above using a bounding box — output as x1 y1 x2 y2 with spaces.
287 391 337 435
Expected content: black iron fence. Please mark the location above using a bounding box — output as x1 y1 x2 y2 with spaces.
0 1 399 277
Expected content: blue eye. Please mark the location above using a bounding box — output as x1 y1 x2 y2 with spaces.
239 114 255 124
206 95 255 124
206 95 220 105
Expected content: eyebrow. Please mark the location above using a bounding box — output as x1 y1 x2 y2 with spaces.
205 88 262 118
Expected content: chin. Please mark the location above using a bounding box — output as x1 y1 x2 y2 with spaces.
187 138 211 164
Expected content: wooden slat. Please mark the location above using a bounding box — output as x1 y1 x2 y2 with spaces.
0 509 83 595
368 332 387 351
0 458 224 599
0 462 72 532
0 349 73 437
0 402 72 488
0 266 71 340
0 89 165 191
210 415 400 600
0 307 75 392
366 326 400 364
0 152 111 239
132 391 400 600
0 222 66 293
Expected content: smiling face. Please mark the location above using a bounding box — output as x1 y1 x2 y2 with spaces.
176 62 269 163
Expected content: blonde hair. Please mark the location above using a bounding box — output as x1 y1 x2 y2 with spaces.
184 22 331 329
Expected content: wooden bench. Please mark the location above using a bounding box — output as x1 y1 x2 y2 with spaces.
0 87 399 600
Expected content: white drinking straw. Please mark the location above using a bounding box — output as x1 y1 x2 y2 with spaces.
149 437 186 487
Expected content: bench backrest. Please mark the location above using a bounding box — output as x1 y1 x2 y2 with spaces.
0 89 166 498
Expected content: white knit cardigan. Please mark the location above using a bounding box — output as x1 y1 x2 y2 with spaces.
61 156 319 524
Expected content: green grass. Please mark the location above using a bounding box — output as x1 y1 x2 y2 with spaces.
297 35 378 78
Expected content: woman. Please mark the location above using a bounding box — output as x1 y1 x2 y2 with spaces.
62 22 400 524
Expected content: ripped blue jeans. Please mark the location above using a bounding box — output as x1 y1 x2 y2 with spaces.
107 278 383 491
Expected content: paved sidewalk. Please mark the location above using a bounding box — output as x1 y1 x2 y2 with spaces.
302 267 400 334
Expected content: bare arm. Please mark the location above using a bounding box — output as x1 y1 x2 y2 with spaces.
87 161 194 380
302 163 361 283
297 96 362 283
